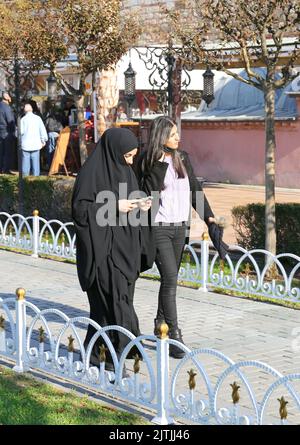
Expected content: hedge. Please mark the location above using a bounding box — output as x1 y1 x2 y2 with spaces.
0 175 75 222
232 203 300 256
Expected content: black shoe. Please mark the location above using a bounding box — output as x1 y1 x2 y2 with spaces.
154 318 165 337
169 328 186 359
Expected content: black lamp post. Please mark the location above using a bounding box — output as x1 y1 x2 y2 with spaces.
124 62 136 119
13 56 25 215
202 66 215 106
165 52 176 118
47 72 58 102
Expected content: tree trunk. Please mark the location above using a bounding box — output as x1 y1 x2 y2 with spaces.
75 94 87 166
171 58 182 136
96 68 119 137
264 83 277 256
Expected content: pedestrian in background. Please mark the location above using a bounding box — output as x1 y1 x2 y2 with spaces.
20 103 48 176
45 109 63 169
0 92 16 174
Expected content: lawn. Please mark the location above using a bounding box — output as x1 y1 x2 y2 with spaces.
0 365 147 425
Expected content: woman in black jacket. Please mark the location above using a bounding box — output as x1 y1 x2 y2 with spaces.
137 116 227 359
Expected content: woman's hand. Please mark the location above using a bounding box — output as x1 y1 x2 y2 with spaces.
208 217 216 224
118 199 138 213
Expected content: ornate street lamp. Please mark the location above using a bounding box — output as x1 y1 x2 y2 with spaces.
47 72 58 102
202 66 215 106
124 62 136 119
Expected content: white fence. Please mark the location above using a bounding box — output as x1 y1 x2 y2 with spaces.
1 288 300 425
0 211 300 303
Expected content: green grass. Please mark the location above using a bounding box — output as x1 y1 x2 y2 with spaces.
212 287 300 309
0 244 76 264
141 271 300 309
0 365 147 425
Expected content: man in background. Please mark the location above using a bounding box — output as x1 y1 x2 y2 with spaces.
0 92 16 174
20 103 48 176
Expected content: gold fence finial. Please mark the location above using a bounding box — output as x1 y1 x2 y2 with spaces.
244 262 252 276
133 354 140 374
38 326 46 343
202 232 209 241
99 344 107 363
278 396 288 421
268 262 279 280
188 369 197 390
67 335 75 352
159 322 169 340
0 315 5 329
220 259 224 272
33 209 39 217
16 288 26 300
230 382 240 404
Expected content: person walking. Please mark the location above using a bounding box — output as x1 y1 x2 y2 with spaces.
137 116 228 359
20 103 48 176
72 127 151 371
45 109 63 169
0 92 16 174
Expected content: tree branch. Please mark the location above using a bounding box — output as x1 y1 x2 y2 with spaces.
219 66 263 90
274 67 300 89
240 45 263 83
52 68 79 97
260 29 270 65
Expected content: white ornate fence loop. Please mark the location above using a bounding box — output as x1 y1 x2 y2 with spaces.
1 211 299 302
0 212 33 251
1 291 300 425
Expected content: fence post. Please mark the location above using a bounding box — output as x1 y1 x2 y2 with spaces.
31 209 39 258
13 288 29 373
0 315 5 352
199 232 209 292
152 323 174 425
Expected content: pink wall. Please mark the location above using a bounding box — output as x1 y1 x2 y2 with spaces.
181 120 300 188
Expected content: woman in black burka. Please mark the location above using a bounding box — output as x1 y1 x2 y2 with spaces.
72 128 151 367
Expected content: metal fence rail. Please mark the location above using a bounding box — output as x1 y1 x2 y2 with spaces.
1 210 299 303
1 288 300 425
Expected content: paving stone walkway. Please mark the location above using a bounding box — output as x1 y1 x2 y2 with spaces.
1 249 300 423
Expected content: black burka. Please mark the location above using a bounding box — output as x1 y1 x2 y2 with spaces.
72 128 141 364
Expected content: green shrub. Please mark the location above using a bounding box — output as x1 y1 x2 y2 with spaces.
232 203 300 255
0 175 75 222
0 175 19 214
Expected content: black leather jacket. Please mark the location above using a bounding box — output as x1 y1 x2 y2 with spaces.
135 149 228 265
136 149 214 225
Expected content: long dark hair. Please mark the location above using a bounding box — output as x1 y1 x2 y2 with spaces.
142 116 186 178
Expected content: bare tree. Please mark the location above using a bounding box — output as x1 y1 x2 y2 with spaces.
168 0 300 255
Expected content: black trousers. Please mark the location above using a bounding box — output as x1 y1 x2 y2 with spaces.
153 223 187 332
0 135 13 173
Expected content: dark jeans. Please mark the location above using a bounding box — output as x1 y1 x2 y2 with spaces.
46 132 59 169
0 135 14 173
153 222 187 331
